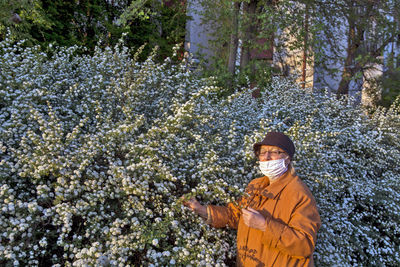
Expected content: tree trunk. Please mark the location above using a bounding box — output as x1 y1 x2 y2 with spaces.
337 23 355 97
240 1 251 70
337 7 365 98
228 2 240 79
337 0 377 98
248 0 257 76
240 0 258 69
301 4 309 89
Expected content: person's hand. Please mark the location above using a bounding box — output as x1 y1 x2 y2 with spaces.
181 197 207 219
241 207 267 231
182 197 202 212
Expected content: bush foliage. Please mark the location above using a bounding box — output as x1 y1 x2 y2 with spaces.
0 38 399 266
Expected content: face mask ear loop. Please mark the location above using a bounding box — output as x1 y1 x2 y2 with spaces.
284 156 290 168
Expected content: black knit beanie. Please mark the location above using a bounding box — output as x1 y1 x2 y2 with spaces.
253 132 295 159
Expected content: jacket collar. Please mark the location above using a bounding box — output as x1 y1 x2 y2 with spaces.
254 171 295 199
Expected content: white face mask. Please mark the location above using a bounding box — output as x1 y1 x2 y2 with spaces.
259 158 288 181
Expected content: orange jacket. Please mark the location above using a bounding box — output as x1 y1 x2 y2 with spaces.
207 171 321 267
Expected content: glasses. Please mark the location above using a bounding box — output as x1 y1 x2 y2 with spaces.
259 150 286 158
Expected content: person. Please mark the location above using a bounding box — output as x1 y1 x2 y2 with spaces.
183 132 321 266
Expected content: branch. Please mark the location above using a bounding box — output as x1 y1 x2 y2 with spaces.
370 30 400 58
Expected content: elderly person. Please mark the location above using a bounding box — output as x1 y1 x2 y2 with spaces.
183 132 321 266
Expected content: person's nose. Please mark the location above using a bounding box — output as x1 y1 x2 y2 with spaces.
260 152 272 161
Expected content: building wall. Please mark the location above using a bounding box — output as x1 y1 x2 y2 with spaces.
273 28 315 89
185 0 215 65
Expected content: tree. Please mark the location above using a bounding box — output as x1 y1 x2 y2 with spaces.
194 0 399 105
1 0 187 60
194 0 277 88
0 0 52 44
301 3 310 89
304 0 400 103
333 0 400 98
227 1 241 80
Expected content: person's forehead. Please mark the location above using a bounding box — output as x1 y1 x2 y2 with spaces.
259 145 282 151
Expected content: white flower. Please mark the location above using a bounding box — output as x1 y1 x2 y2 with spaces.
152 239 159 246
162 251 170 257
183 249 189 256
171 220 179 228
96 255 110 266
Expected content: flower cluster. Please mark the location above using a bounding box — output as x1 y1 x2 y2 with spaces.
0 36 399 266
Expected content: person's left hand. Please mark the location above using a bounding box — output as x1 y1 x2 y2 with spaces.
241 207 267 231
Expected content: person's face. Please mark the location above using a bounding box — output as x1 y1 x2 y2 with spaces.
258 145 289 162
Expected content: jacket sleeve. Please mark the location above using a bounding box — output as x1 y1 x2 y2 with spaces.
207 179 259 229
261 192 321 258
207 200 242 229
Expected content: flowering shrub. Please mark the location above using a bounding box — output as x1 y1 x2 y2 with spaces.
0 37 399 266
